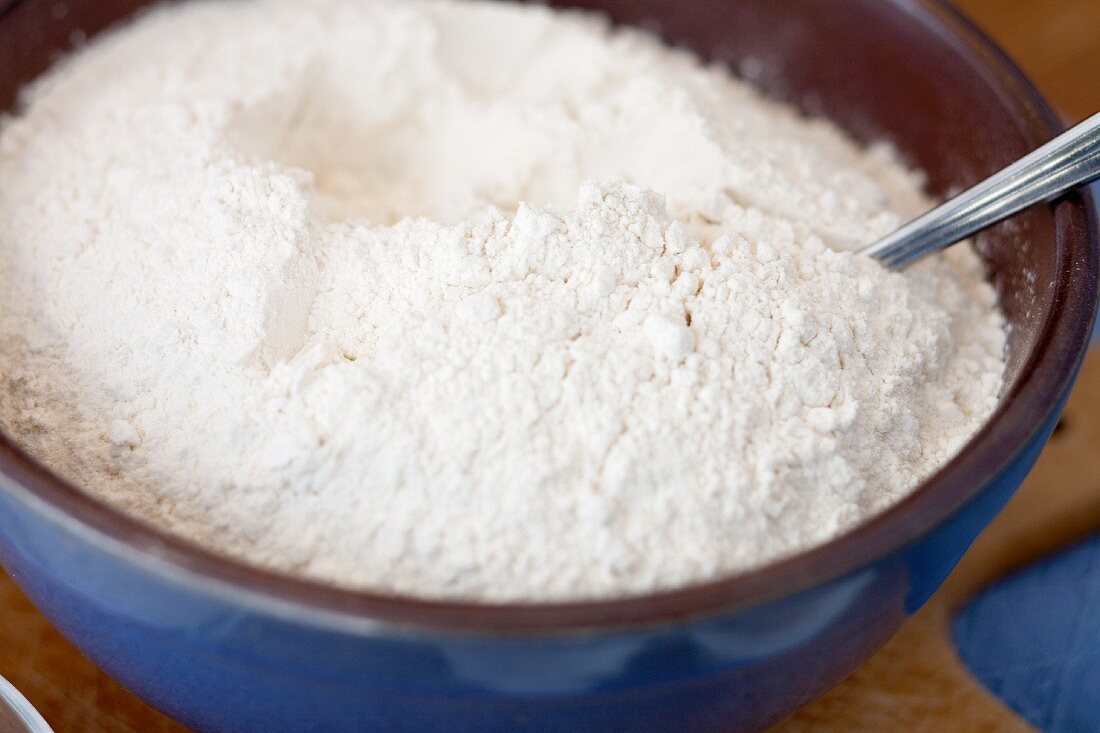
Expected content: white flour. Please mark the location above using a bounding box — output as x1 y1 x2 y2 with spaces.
0 0 1005 600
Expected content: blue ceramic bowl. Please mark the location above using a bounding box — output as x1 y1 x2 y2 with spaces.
0 1 1097 731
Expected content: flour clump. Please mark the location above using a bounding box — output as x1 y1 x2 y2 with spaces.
0 0 1005 600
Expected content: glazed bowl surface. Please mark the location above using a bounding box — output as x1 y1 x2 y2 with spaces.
0 1 1096 731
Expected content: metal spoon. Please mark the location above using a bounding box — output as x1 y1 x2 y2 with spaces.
860 111 1100 269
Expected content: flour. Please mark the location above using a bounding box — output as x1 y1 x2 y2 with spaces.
0 0 1005 600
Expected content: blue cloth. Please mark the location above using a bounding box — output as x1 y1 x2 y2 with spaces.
953 533 1100 732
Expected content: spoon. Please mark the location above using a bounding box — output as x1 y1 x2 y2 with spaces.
860 111 1100 269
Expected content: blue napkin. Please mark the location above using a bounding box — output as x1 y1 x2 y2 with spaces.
954 534 1100 732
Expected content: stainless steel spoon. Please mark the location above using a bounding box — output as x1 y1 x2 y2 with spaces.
860 111 1100 269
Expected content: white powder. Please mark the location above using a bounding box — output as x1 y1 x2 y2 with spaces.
0 0 1005 601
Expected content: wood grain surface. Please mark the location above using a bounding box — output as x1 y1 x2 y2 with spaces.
953 0 1100 123
0 2 1097 732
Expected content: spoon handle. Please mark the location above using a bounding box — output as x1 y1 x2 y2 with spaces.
862 112 1100 269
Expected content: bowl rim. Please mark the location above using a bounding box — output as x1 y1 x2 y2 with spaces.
0 0 1097 634
0 676 53 733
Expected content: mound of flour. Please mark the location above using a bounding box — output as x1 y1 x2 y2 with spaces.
0 0 1004 600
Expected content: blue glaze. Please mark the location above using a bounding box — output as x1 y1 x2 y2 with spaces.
0 405 1066 733
904 406 1059 613
955 532 1100 732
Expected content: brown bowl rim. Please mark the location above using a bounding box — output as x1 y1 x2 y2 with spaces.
0 0 1097 633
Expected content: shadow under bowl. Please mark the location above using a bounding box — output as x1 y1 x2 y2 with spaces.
0 1 1097 732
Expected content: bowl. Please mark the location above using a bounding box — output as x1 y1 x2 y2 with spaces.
0 676 52 733
0 1 1097 731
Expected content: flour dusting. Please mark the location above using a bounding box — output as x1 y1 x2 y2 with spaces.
0 0 1005 600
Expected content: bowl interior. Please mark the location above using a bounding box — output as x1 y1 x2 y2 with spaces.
0 0 1096 629
552 0 1069 381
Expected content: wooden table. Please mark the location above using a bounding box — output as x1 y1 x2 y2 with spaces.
954 0 1100 123
0 2 1097 731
